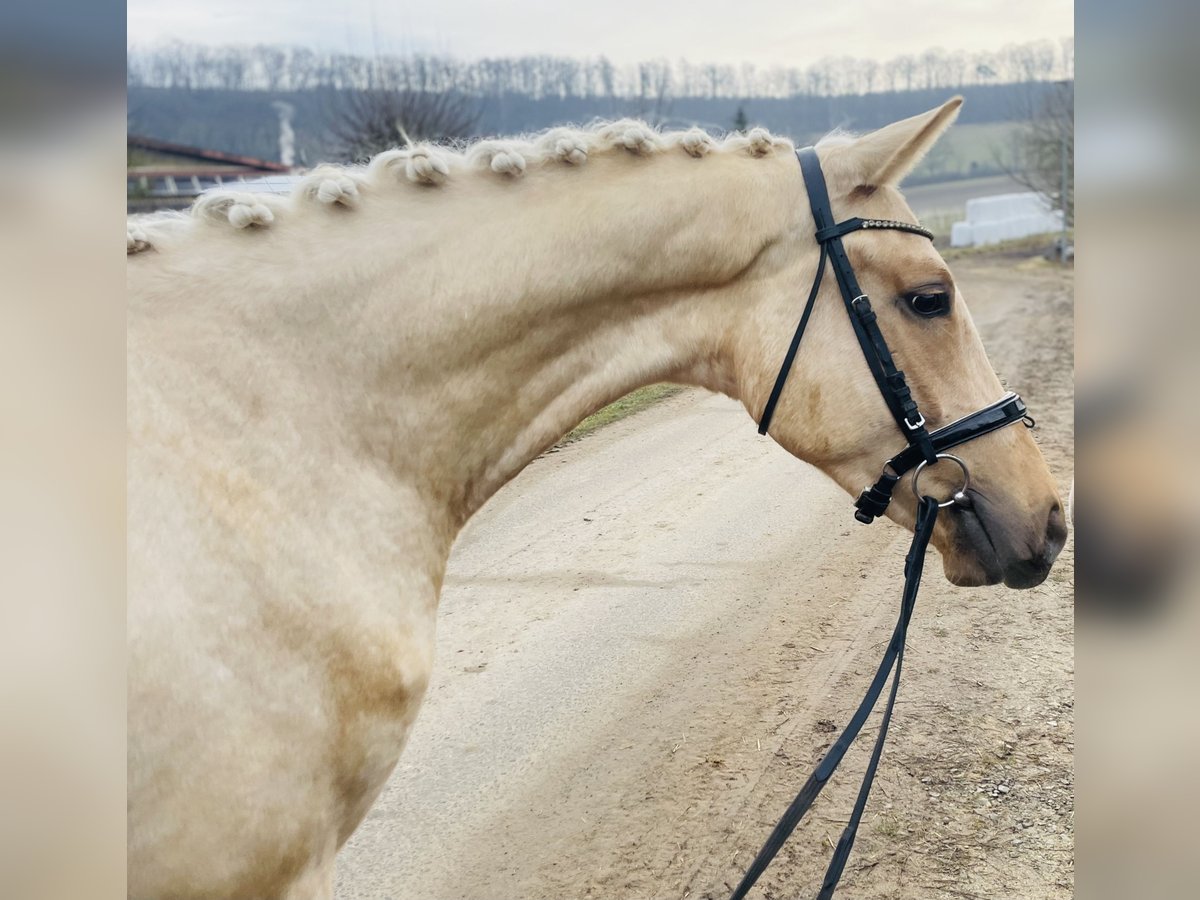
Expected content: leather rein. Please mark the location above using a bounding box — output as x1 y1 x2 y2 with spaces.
727 147 1032 900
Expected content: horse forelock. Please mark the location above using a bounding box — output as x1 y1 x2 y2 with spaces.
126 120 795 254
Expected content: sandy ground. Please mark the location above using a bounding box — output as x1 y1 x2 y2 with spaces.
336 253 1074 900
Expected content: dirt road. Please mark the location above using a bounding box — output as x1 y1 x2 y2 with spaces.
336 254 1074 900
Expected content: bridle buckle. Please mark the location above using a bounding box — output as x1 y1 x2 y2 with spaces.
904 411 926 431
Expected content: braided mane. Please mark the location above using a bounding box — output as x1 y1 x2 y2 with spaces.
126 120 793 254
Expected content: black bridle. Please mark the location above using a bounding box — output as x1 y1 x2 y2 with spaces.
758 147 1031 526
726 147 1031 900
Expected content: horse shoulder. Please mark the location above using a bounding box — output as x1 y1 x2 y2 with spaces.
128 409 444 897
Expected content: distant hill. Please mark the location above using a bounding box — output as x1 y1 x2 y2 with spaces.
127 81 1053 178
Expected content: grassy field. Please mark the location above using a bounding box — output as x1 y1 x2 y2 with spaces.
910 121 1020 182
561 384 685 443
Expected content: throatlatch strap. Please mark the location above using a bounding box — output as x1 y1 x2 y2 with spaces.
758 244 828 435
726 497 940 900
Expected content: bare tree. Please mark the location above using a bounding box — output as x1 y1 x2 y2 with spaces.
999 81 1074 225
256 44 288 92
920 48 944 89
862 59 879 95
635 59 673 124
882 57 902 93
327 88 480 162
128 37 1078 103
895 54 917 92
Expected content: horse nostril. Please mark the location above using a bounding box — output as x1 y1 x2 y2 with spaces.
1045 501 1069 559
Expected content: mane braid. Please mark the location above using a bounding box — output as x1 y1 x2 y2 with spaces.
126 120 793 254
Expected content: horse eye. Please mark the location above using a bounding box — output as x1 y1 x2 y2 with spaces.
906 291 951 318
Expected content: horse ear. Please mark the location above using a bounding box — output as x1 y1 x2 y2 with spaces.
850 97 963 188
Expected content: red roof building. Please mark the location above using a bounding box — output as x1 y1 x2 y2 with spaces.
128 135 295 213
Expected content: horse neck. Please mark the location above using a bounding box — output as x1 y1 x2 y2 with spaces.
198 150 795 537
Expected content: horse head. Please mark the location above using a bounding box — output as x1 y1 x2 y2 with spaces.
739 100 1067 587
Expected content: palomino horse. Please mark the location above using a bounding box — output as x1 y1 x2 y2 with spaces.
127 98 1066 898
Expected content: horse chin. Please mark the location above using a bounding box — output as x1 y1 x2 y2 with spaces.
939 508 1007 587
941 554 1004 587
938 506 1057 590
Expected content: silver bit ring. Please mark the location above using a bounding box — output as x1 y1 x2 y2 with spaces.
911 453 971 508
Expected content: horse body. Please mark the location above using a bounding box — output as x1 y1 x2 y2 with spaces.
127 105 1065 897
128 316 442 896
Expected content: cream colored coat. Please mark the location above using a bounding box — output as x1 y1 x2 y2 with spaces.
127 101 1064 898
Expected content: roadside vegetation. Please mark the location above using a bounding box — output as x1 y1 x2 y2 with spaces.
562 384 685 443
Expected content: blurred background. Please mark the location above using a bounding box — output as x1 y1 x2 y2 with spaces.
15 0 1200 897
1074 2 1200 899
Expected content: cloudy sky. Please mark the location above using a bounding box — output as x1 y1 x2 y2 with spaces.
127 0 1072 65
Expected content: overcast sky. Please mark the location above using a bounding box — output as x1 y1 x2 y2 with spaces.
128 0 1072 66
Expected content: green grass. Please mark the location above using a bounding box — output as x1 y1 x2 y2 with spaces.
873 813 903 838
910 122 1021 182
561 384 685 443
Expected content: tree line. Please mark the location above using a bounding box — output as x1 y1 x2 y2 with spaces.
127 38 1073 100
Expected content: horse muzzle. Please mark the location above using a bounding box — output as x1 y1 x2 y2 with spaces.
943 490 1068 589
